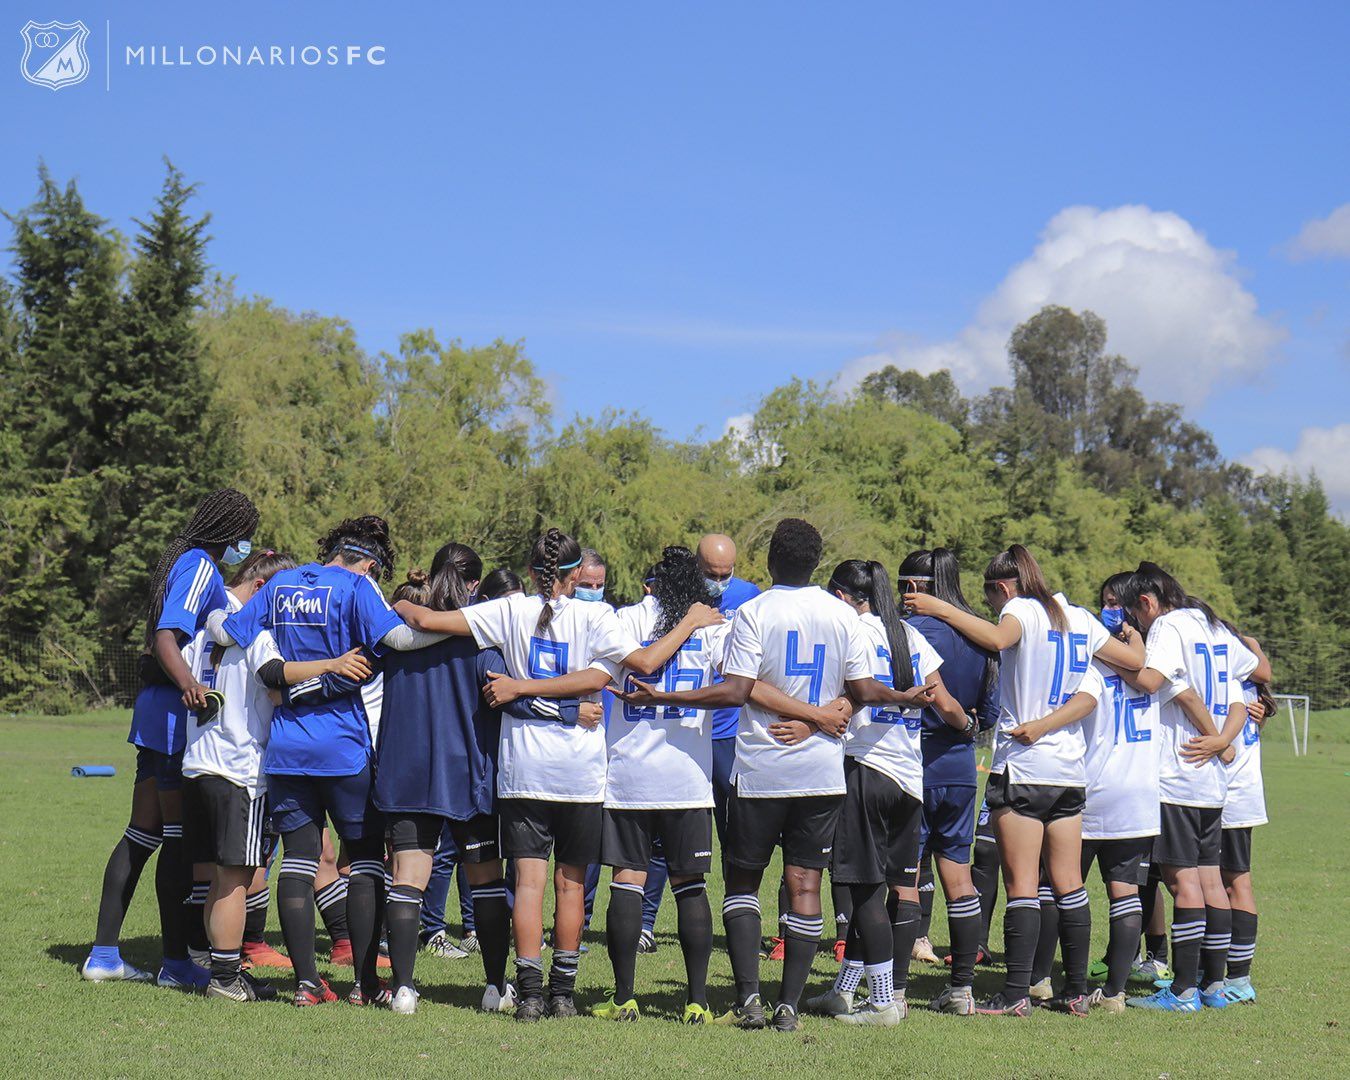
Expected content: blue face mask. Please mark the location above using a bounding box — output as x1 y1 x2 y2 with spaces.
706 576 730 599
575 586 605 603
221 539 252 566
1101 606 1125 632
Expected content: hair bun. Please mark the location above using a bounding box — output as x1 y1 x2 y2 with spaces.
406 568 428 586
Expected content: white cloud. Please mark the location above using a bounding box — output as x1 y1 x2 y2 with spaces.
1244 423 1350 515
1286 204 1350 260
836 204 1284 408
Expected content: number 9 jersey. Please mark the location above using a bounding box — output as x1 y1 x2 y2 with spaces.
602 595 732 810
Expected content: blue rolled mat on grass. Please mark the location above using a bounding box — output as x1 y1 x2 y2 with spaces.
71 765 116 778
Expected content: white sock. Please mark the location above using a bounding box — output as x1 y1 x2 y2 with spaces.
865 962 894 1008
834 959 864 995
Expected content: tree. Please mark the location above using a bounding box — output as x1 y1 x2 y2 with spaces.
859 366 969 429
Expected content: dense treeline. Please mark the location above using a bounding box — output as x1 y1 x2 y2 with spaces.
2 165 1347 708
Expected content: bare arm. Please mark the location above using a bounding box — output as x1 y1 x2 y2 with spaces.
1242 636 1274 686
927 672 972 733
903 593 1021 652
282 649 373 686
484 666 611 705
845 676 936 710
614 673 755 711
750 682 852 733
1131 666 1169 694
155 629 207 709
1095 626 1145 671
393 600 472 636
1009 688 1097 745
622 604 723 676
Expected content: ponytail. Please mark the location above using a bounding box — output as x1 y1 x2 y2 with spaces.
986 544 1066 632
528 527 582 633
867 560 915 691
427 542 483 612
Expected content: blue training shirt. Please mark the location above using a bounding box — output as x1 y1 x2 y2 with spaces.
906 613 1000 788
129 547 227 755
710 576 761 740
224 562 403 777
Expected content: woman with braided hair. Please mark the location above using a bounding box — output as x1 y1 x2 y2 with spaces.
395 526 723 1022
82 488 259 988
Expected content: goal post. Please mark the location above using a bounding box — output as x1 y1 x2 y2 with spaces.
1273 693 1310 757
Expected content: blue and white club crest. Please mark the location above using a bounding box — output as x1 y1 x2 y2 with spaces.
20 19 90 90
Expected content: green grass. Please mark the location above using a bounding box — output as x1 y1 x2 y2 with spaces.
3 710 1348 1078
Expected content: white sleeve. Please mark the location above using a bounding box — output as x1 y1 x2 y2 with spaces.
461 596 512 650
843 618 874 682
1084 612 1110 656
1075 663 1105 704
1226 634 1259 683
1144 621 1186 682
589 604 642 666
245 630 284 675
720 604 763 680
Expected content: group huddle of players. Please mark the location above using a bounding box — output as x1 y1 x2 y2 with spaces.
79 487 1272 1027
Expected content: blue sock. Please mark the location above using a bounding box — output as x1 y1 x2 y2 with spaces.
90 945 121 966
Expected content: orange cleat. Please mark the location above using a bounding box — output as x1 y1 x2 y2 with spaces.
832 939 847 964
242 941 293 970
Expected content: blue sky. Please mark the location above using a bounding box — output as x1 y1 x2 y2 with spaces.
6 2 1349 503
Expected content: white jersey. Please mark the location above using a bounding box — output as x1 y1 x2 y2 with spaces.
991 593 1108 786
1081 659 1162 839
463 592 639 802
1146 607 1252 809
1219 631 1265 829
182 592 281 797
720 585 873 798
603 596 732 809
844 614 943 800
360 673 384 747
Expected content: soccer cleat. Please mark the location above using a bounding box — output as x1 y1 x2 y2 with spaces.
943 946 994 967
1221 976 1257 1004
548 994 579 1019
514 995 547 1023
239 969 278 1002
1130 957 1173 986
911 936 940 965
770 1002 802 1032
157 960 209 992
832 939 847 964
636 929 658 954
241 941 292 969
347 982 391 1007
206 975 255 1002
681 1002 712 1025
328 938 354 966
592 994 641 1021
1087 988 1126 1014
974 992 1031 1016
803 988 855 1016
80 955 154 983
712 994 767 1030
1028 977 1054 1001
459 932 480 954
761 937 785 961
837 1000 905 1026
1199 983 1228 1009
1053 993 1090 1017
390 986 419 1015
929 985 975 1015
1127 986 1201 1012
1088 957 1110 981
293 978 339 1007
422 930 469 960
482 982 517 1012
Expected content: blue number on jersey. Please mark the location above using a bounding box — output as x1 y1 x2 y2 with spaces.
1192 642 1231 711
1047 630 1090 706
784 631 826 706
622 637 706 722
1104 673 1151 744
528 637 569 680
870 646 922 728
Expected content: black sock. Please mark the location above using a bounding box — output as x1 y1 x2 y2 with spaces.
156 823 188 962
471 878 511 993
1002 897 1041 1000
830 879 853 943
516 955 544 1000
243 887 269 945
1201 905 1231 990
776 879 789 935
917 859 935 940
210 948 241 982
94 826 160 947
1228 909 1257 979
673 879 712 1007
1054 887 1091 997
1031 885 1059 984
721 893 762 1004
849 884 891 965
971 838 1001 950
780 910 823 1010
277 857 320 986
314 877 349 948
887 895 922 992
946 893 982 988
347 855 387 994
386 883 423 990
186 881 211 953
1145 931 1167 963
1170 906 1205 995
606 882 643 1002
1105 894 1143 997
549 948 580 1000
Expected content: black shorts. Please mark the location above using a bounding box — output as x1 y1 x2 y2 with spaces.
1154 802 1222 869
832 758 922 886
1220 826 1253 874
725 784 843 871
182 774 268 868
387 811 501 863
134 747 184 791
1081 836 1154 886
499 798 601 866
984 772 1085 824
602 807 713 877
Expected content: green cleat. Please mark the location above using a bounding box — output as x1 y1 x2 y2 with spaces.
681 1002 713 1025
591 994 640 1021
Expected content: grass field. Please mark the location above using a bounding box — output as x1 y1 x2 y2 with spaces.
2 709 1347 1078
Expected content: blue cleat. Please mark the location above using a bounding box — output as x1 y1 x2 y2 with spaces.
1126 986 1201 1012
81 953 153 983
1199 983 1228 1009
1221 976 1257 1004
157 958 211 992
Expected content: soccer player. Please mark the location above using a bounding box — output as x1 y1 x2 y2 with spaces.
616 519 933 1032
897 548 1000 1015
394 527 721 1021
589 546 732 1024
1114 564 1252 1012
82 488 259 988
804 560 965 1025
906 544 1143 1017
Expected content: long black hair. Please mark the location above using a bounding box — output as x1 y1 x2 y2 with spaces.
427 542 483 612
899 547 976 614
828 559 915 690
480 568 523 601
144 488 259 647
317 515 396 582
529 527 582 632
1114 560 1188 620
985 544 1066 632
650 545 708 639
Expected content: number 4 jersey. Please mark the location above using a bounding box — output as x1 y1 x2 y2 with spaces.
603 595 732 810
1080 659 1161 840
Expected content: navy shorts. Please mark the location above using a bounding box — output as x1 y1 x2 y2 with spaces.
134 746 184 791
920 784 977 863
268 765 381 841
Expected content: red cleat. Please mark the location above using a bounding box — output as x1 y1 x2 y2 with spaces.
293 977 339 1007
329 938 353 966
832 939 847 964
242 941 293 970
762 937 785 962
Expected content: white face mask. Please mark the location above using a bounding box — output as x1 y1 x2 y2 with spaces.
222 539 252 566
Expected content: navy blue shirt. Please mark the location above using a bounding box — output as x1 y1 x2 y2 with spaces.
710 575 761 740
374 638 506 821
907 613 999 788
